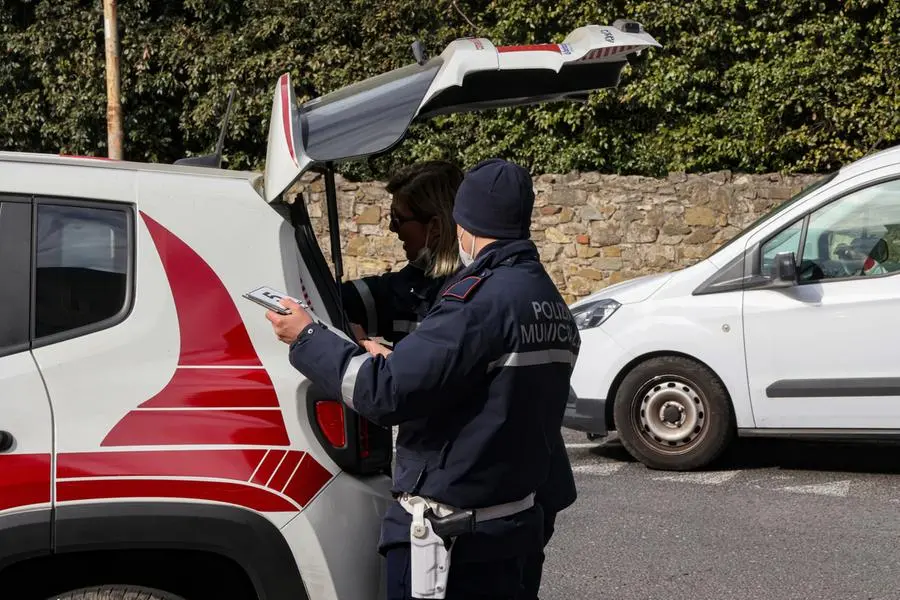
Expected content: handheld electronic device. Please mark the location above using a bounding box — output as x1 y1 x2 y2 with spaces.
242 286 306 315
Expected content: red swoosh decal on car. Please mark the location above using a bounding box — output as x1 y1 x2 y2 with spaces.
102 213 290 448
3 212 333 516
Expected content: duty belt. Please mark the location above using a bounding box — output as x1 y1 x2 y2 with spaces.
397 492 536 599
398 492 535 542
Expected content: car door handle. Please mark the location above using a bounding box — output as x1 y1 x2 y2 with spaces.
0 431 14 453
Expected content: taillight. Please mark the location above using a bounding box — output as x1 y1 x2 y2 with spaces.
306 388 392 476
315 400 346 448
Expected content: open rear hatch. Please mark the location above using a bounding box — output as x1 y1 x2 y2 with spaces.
264 20 660 202
265 20 660 476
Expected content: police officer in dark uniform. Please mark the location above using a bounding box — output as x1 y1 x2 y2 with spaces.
341 160 463 345
342 159 575 599
268 158 581 600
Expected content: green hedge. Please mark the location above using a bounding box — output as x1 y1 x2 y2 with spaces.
1 0 898 180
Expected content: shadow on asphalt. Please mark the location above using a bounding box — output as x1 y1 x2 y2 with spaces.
719 438 900 474
587 437 900 475
586 442 638 464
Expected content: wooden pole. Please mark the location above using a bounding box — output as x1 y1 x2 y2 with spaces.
103 0 123 159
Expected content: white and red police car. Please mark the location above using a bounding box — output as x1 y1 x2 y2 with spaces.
0 21 659 600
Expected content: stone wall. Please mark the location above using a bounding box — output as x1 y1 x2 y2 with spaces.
286 170 824 303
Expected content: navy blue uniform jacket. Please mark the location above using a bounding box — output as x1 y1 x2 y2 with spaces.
343 258 577 519
289 240 580 561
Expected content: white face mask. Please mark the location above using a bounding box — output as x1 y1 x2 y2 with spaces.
458 230 477 267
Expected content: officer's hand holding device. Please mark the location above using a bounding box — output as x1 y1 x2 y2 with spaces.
263 296 314 344
255 286 359 347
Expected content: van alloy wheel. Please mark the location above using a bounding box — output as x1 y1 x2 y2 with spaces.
613 355 735 471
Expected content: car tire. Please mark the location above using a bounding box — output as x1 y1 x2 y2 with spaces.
613 355 735 471
48 585 187 600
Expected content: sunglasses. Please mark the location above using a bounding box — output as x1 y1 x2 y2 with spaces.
389 208 426 232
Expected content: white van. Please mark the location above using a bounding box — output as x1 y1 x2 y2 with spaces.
564 144 900 471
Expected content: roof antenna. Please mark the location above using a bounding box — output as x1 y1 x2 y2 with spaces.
175 87 236 168
210 87 236 165
411 40 427 65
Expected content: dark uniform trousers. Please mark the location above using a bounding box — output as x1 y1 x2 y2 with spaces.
386 544 528 600
291 240 580 599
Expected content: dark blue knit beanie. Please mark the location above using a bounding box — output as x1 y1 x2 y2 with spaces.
452 158 535 240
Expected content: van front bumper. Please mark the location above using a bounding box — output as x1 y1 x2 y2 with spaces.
562 390 607 436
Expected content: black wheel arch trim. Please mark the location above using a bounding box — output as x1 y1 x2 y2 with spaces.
0 508 52 572
50 502 309 600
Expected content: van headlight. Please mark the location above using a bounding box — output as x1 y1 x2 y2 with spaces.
571 299 621 330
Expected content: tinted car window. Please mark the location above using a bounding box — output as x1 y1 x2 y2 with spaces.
34 202 129 339
0 197 32 355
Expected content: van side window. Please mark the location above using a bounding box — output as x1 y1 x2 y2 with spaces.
0 197 33 356
760 219 803 273
798 179 900 282
34 202 130 340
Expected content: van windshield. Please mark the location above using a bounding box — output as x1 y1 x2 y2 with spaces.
705 171 838 262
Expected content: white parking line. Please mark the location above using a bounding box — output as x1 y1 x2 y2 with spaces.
652 470 742 485
564 443 600 449
780 480 851 497
572 463 625 476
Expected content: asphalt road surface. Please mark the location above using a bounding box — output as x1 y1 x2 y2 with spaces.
540 430 900 600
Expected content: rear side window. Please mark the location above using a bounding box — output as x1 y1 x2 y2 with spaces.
34 201 132 340
0 196 33 357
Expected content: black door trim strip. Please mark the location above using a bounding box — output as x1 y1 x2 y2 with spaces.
739 428 900 441
766 378 900 398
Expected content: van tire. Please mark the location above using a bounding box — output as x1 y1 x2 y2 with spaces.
613 356 735 471
48 585 187 600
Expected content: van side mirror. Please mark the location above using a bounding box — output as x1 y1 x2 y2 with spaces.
768 251 798 287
